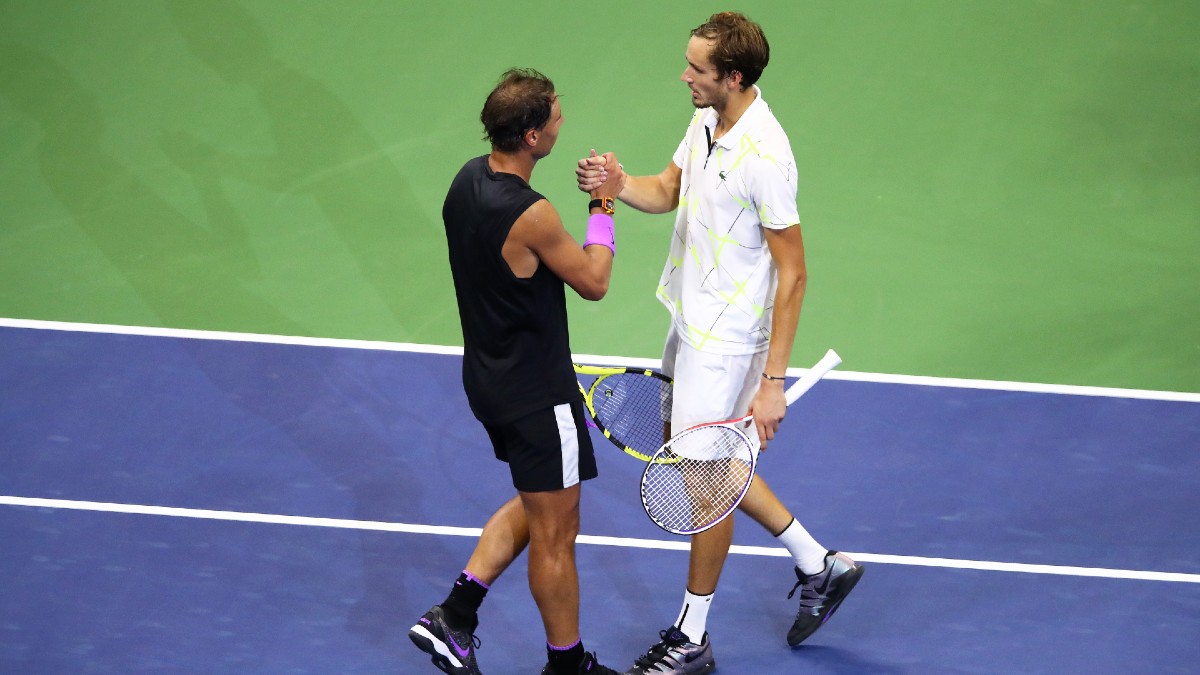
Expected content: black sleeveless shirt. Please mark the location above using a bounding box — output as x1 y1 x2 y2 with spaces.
443 155 580 424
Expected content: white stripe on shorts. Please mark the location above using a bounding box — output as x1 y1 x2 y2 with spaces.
553 403 580 488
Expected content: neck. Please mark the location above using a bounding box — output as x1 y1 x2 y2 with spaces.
714 85 757 136
488 150 536 182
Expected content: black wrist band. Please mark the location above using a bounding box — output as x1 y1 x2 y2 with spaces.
762 372 786 381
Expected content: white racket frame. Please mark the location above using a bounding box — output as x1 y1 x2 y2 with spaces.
640 349 843 535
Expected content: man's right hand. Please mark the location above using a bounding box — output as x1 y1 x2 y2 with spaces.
577 149 625 198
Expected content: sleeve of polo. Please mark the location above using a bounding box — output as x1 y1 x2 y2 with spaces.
744 151 800 229
672 110 703 169
672 136 688 170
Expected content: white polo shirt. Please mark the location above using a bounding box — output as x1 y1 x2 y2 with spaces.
656 86 800 355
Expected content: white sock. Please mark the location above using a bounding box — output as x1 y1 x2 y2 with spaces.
674 589 713 644
776 518 829 576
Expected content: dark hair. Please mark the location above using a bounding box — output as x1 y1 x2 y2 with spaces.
691 12 770 89
480 68 556 152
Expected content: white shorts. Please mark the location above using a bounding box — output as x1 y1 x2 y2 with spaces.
661 328 768 433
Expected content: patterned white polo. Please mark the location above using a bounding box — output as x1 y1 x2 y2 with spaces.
657 86 800 355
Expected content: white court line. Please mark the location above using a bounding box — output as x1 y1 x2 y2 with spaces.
0 317 464 355
3 495 1198 585
2 317 1199 401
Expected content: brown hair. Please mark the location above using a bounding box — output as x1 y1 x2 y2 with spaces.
480 68 556 152
691 12 770 89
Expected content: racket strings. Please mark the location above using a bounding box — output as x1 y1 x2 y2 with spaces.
641 426 754 534
590 373 672 454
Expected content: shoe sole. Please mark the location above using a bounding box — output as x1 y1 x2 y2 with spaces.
629 660 716 675
408 624 471 674
787 563 865 648
629 649 716 674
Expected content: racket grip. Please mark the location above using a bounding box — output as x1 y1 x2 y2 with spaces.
784 349 842 405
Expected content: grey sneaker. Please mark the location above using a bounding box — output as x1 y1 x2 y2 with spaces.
626 627 716 674
787 551 864 647
408 605 482 674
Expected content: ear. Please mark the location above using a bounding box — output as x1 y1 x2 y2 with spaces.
726 70 744 90
523 127 539 149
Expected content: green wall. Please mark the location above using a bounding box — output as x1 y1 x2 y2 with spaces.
2 0 1197 392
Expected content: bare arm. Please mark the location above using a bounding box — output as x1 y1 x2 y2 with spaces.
577 154 682 215
748 224 808 448
618 161 682 214
503 199 613 301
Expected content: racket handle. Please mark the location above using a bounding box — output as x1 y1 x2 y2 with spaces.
784 349 842 405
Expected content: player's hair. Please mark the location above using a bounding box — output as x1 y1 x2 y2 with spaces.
480 68 556 152
691 12 770 89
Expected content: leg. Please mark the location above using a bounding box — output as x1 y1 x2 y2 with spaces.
737 474 796 536
739 476 863 648
625 331 742 672
686 516 733 595
738 474 827 574
519 483 582 647
465 495 530 584
409 497 528 675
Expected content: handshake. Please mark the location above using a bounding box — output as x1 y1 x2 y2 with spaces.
577 149 626 201
578 149 625 257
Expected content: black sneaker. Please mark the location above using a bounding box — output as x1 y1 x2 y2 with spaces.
408 605 482 674
541 650 622 674
787 551 864 647
625 627 716 674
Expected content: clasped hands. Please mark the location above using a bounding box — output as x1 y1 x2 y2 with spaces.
576 149 625 200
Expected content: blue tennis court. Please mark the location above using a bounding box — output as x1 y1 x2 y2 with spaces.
2 321 1197 673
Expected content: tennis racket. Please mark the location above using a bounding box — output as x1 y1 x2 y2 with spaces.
574 364 673 461
640 349 842 535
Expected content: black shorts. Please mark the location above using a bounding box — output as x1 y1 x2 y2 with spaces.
483 400 598 493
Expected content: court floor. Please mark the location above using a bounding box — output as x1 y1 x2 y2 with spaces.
2 321 1198 673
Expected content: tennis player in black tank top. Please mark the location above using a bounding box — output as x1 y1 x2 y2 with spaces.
444 154 579 426
407 69 626 675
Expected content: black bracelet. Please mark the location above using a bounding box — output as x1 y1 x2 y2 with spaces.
762 372 786 381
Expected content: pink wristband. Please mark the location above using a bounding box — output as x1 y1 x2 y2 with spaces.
583 213 615 255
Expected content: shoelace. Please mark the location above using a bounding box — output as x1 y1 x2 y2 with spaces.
632 629 685 668
787 575 807 601
787 572 825 609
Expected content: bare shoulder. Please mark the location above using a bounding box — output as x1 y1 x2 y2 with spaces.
521 197 559 223
511 198 565 243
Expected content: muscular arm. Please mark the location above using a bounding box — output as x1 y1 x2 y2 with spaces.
749 224 808 448
503 199 613 301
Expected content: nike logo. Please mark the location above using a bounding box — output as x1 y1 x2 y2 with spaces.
448 634 471 659
816 575 832 595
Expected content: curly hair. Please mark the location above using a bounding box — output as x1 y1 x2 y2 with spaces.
480 68 556 152
691 12 770 89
